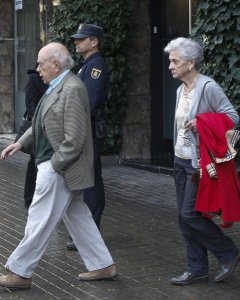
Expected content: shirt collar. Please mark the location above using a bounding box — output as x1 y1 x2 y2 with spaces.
46 69 70 95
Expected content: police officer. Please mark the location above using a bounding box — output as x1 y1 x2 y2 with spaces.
66 23 109 251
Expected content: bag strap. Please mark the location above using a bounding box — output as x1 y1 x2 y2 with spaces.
195 80 212 120
193 81 211 162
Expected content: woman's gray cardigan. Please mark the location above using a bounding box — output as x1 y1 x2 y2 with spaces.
173 74 239 168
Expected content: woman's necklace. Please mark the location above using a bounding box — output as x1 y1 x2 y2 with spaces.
183 73 199 96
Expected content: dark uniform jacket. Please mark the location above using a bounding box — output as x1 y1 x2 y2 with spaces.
15 69 48 142
77 52 109 139
25 69 48 120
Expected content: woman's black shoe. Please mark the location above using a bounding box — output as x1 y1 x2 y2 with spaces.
66 241 77 251
214 253 240 282
170 271 208 285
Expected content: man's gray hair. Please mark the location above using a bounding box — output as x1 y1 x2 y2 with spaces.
47 42 75 69
164 37 204 65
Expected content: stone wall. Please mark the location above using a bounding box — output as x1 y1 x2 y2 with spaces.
120 0 151 161
0 0 14 133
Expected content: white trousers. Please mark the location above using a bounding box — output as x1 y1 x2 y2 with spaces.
6 160 113 278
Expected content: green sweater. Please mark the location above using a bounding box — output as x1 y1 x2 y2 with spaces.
34 95 54 165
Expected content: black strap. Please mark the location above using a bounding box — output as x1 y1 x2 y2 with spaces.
193 81 211 163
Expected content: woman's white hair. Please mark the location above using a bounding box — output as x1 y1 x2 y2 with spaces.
164 37 204 66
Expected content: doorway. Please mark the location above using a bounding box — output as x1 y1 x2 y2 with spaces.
150 0 197 166
14 0 41 131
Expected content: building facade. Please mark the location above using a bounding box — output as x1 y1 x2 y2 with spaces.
0 0 197 167
0 0 14 133
122 0 197 166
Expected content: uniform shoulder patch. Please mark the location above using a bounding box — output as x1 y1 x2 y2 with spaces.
91 68 102 79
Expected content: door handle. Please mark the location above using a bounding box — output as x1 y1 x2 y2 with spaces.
0 37 14 42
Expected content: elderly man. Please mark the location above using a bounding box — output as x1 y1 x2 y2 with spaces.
0 42 117 290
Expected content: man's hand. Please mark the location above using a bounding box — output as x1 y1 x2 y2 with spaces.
1 142 22 159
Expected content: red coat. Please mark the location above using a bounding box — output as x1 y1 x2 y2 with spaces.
195 113 240 224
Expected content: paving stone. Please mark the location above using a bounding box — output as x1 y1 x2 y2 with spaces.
0 140 240 299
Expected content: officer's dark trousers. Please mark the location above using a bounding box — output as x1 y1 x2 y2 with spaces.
83 137 105 229
24 154 37 208
174 156 238 275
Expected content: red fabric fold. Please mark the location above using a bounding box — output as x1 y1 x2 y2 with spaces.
195 112 240 224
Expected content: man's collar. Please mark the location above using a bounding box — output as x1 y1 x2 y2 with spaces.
82 51 101 63
46 70 70 94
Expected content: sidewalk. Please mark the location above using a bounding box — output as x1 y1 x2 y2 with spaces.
0 137 240 299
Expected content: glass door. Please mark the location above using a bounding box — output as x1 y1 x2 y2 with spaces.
14 0 41 131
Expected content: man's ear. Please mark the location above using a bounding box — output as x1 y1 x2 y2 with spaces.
54 60 61 72
91 38 98 48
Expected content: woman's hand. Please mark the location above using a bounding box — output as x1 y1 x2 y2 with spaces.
1 142 22 159
185 119 198 133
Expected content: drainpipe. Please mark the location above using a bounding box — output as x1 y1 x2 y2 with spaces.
189 0 192 35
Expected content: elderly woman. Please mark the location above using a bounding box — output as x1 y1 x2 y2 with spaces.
164 37 239 285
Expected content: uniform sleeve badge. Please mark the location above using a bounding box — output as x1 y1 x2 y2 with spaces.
91 68 102 79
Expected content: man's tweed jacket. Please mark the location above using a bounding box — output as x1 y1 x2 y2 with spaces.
19 71 94 191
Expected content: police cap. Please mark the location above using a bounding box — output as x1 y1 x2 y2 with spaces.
71 23 103 39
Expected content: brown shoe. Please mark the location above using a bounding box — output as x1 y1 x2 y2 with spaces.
78 264 117 281
0 273 32 289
